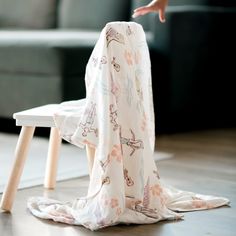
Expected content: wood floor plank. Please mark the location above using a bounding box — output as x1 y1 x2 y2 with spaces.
1 128 235 236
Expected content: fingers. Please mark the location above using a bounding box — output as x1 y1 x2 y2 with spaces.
159 8 166 22
132 6 153 18
132 4 167 23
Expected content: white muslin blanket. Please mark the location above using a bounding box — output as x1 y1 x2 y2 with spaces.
27 22 230 230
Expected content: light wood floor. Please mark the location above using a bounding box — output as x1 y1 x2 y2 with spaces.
1 128 236 236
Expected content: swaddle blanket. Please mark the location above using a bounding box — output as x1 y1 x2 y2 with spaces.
28 22 230 231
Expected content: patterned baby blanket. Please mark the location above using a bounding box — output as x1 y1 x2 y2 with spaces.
27 22 230 231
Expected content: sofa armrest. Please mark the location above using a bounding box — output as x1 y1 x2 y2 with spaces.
148 6 236 132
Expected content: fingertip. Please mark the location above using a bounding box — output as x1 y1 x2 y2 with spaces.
161 18 166 23
159 10 166 23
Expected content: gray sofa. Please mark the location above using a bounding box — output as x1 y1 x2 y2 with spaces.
0 0 235 133
0 0 155 116
0 0 130 117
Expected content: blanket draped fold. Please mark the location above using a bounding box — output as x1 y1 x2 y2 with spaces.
27 22 230 231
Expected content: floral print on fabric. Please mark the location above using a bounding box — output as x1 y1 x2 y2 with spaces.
27 22 230 231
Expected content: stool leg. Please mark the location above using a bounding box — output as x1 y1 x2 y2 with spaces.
44 127 61 189
86 145 95 177
0 126 35 212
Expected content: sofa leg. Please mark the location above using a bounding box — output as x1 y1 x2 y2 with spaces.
0 126 35 212
44 127 61 189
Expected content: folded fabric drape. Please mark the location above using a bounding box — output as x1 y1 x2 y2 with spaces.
27 21 230 231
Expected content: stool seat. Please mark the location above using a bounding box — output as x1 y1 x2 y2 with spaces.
13 104 59 127
0 100 93 212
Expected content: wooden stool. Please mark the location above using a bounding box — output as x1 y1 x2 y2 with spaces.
0 104 95 212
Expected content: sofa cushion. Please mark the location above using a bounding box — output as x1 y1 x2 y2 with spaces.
0 30 100 75
58 0 130 30
0 0 57 29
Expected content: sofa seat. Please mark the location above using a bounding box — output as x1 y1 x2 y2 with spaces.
0 28 154 118
0 30 101 75
0 30 101 117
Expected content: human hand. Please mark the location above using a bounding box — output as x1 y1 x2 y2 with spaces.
132 0 168 23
